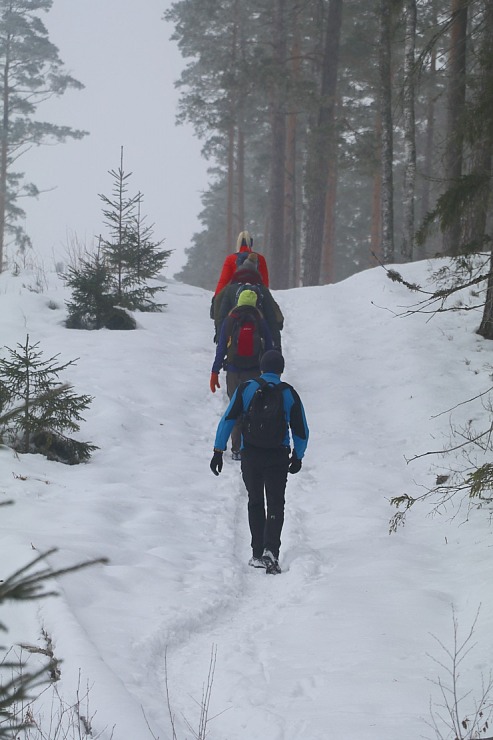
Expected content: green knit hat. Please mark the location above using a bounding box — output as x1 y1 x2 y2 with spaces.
237 289 258 308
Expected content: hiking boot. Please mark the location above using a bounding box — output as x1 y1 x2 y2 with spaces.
231 450 241 461
262 549 281 575
248 556 266 569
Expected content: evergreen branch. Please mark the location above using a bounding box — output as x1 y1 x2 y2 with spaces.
404 423 493 464
372 253 491 316
0 384 70 427
0 549 108 617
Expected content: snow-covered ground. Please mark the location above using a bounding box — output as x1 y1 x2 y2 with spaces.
1 260 492 740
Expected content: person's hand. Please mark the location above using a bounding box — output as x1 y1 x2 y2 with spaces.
288 452 302 474
210 449 223 476
210 372 220 393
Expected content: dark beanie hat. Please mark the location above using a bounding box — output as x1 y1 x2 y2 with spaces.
260 350 285 375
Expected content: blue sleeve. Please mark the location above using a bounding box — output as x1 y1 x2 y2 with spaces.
284 387 309 459
213 384 244 450
212 319 228 374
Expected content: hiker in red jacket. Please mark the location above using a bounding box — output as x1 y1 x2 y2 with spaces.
214 231 269 297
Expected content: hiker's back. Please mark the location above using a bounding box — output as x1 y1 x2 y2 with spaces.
242 379 289 449
226 305 264 370
213 231 269 297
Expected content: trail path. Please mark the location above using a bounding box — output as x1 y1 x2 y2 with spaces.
2 269 491 740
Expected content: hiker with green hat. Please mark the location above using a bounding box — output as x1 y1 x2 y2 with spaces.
210 286 273 460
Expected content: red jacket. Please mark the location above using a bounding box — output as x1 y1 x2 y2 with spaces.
214 246 269 295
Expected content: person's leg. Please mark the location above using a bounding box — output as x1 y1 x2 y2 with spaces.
263 448 289 559
241 447 266 559
226 371 241 453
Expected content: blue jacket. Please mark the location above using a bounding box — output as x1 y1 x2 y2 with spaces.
213 372 309 459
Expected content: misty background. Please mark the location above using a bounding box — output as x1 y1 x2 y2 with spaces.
22 0 207 276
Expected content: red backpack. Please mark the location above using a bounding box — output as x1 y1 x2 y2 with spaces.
226 307 264 369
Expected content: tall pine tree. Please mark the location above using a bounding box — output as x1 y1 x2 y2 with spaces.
0 0 87 270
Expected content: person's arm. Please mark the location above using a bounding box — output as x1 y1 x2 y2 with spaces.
257 254 269 287
261 290 281 350
214 255 235 295
287 387 309 459
213 384 245 450
211 319 229 374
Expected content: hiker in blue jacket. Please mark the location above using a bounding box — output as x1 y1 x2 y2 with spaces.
210 350 309 574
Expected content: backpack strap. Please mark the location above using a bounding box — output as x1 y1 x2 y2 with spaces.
256 378 289 392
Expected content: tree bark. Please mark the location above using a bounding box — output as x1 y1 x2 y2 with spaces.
471 3 493 337
442 0 468 257
284 1 302 287
370 111 382 266
379 0 394 264
321 145 338 283
401 0 417 261
268 0 288 289
418 0 437 247
302 0 343 286
0 37 10 272
226 123 235 252
237 124 245 233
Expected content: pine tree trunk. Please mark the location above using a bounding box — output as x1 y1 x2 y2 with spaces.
284 3 301 287
370 111 382 266
470 2 493 338
379 0 394 264
478 246 493 339
226 123 235 251
0 49 10 273
237 125 245 233
285 108 297 286
442 0 468 257
401 0 417 262
321 149 338 283
418 0 437 246
268 0 288 289
302 0 343 286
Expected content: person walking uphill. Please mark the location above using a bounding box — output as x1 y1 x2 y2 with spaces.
209 350 309 575
213 230 269 297
210 289 273 460
213 251 284 350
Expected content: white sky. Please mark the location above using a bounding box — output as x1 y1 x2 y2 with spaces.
1 258 492 739
21 0 208 275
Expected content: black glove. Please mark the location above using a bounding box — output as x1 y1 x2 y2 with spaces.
210 449 223 476
288 452 302 474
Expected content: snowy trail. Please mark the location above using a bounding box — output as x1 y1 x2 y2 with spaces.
145 274 488 740
148 279 430 739
2 268 492 740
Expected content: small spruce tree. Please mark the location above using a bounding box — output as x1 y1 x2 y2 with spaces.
99 147 169 311
99 147 140 303
64 244 115 329
0 335 96 463
116 195 171 312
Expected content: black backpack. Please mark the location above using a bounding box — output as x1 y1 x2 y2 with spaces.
242 378 289 449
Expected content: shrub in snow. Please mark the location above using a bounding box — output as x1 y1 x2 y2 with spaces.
0 335 96 464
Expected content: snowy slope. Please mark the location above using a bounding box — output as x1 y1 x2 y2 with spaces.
1 261 492 740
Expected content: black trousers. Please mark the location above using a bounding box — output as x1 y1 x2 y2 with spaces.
241 446 290 559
